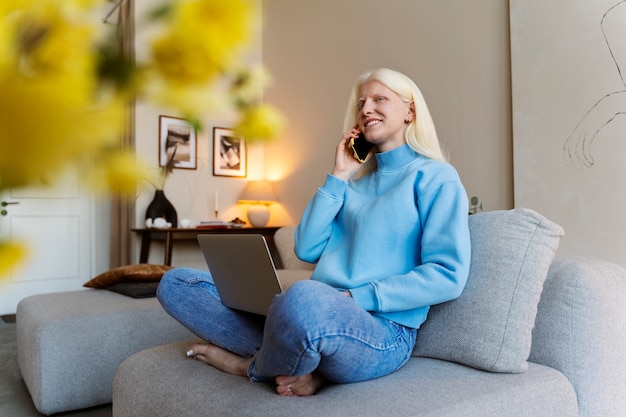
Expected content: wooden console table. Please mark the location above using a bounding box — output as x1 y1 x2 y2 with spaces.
132 226 282 267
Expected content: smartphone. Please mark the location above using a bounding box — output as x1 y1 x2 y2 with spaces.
349 133 374 163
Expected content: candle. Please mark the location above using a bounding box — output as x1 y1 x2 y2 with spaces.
214 191 219 212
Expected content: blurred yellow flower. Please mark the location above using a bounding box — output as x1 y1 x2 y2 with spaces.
235 104 287 142
151 35 219 85
0 241 27 280
231 65 271 106
0 0 286 274
151 0 256 85
0 74 124 188
145 76 232 118
17 6 94 79
0 0 124 189
87 149 151 196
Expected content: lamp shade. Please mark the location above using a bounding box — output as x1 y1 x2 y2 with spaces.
238 181 277 205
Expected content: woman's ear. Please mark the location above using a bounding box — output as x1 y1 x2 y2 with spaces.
405 102 416 123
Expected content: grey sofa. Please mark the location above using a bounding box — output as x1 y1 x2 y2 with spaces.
112 209 626 417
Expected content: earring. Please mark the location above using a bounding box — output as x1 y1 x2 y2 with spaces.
405 118 412 123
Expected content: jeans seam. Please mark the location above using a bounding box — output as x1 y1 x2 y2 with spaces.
311 332 404 352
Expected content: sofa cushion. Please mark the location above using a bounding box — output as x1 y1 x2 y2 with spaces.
413 208 564 373
113 341 578 417
16 290 195 415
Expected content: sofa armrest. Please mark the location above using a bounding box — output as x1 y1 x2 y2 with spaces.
529 256 626 417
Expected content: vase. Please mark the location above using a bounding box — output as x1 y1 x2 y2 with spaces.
145 190 178 228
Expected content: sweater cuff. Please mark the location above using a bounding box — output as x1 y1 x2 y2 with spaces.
320 173 348 199
349 284 378 312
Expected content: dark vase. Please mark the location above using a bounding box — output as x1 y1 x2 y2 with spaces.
145 189 178 228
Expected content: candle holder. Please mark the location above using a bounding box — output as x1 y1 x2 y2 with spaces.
214 191 220 220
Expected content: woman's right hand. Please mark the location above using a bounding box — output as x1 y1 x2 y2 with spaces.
331 128 366 181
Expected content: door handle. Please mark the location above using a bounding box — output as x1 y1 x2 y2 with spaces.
1 201 19 215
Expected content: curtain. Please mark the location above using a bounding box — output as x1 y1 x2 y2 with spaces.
109 0 135 268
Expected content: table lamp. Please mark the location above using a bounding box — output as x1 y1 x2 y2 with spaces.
238 181 277 227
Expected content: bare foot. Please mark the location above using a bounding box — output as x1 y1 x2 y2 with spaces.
275 373 325 396
187 343 252 377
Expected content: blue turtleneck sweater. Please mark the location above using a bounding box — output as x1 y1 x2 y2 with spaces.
295 144 471 329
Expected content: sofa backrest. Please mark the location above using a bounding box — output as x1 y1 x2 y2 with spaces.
274 226 315 271
530 256 626 417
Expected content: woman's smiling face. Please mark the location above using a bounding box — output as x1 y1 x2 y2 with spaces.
356 80 415 152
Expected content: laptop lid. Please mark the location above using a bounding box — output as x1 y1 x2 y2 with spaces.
197 234 283 315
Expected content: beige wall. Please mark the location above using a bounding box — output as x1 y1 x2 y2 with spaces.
263 0 513 222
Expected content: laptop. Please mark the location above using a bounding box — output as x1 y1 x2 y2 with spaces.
197 234 284 315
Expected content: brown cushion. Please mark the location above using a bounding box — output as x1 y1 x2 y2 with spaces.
83 264 173 289
105 282 162 298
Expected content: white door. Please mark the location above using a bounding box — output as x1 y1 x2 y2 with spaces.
0 168 94 315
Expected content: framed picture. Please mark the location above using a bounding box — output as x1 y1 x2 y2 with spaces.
213 127 247 177
159 116 197 170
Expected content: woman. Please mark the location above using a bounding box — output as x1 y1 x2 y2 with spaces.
157 68 471 396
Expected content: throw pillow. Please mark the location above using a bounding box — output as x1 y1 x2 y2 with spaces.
106 282 162 298
412 208 564 373
84 264 173 289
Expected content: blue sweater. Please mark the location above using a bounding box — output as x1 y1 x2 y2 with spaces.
295 144 471 329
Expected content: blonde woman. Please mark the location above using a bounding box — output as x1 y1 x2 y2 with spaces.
157 68 471 396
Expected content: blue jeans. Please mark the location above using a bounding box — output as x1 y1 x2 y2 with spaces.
157 267 417 383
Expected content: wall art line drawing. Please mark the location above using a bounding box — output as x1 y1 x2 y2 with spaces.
563 0 626 168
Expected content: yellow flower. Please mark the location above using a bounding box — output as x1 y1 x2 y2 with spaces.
0 73 124 188
0 241 27 279
235 103 287 142
150 0 256 85
231 65 271 106
86 149 149 196
0 0 287 277
151 34 222 84
143 75 231 119
17 7 94 78
0 0 126 190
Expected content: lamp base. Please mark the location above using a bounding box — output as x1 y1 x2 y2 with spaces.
246 205 270 227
